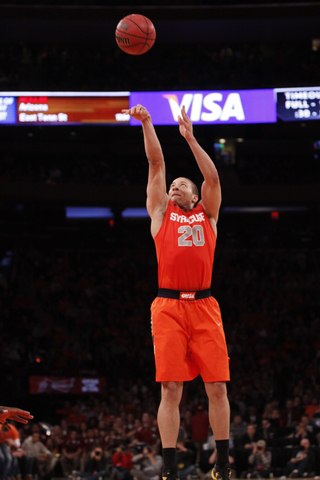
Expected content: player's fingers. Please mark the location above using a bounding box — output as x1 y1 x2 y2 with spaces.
182 110 191 124
16 413 33 419
179 111 188 124
9 408 32 416
9 416 29 423
181 105 192 122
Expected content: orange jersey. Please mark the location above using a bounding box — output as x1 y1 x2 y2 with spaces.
154 201 216 291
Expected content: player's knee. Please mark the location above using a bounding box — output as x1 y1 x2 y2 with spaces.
206 381 227 401
161 381 183 405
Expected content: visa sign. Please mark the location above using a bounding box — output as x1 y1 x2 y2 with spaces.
163 93 244 122
130 89 276 125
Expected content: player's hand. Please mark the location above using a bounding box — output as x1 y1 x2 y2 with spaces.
121 104 151 122
178 105 194 142
0 407 34 424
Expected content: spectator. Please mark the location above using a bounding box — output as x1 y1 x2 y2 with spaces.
258 419 275 446
130 443 162 480
73 446 110 480
245 406 260 428
240 425 260 451
300 415 316 444
281 399 301 429
21 431 53 479
123 414 136 442
287 421 311 446
112 417 126 445
134 413 158 446
247 439 272 478
60 429 82 477
284 438 315 478
235 424 260 478
269 409 281 431
111 444 133 480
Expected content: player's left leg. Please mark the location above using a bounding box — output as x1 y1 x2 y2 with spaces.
158 381 184 480
205 382 231 480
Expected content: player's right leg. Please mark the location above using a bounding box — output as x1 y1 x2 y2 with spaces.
157 381 183 480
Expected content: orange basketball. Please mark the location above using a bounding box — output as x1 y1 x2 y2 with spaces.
115 14 156 55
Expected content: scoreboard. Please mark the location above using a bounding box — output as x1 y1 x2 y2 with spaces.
0 92 130 125
1 86 320 126
275 86 320 121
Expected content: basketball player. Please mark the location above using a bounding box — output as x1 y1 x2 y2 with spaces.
122 104 230 480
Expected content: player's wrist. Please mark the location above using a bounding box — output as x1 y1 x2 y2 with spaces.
185 134 196 144
141 114 152 124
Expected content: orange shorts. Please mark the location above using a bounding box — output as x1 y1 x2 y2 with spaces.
150 296 230 383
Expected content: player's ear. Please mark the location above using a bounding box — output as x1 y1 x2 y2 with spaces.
192 194 199 205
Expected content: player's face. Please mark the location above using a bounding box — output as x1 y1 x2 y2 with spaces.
169 178 197 210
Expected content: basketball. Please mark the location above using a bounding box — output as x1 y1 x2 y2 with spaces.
115 14 156 55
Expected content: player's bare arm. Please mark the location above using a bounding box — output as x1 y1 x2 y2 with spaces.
122 104 168 237
178 105 222 225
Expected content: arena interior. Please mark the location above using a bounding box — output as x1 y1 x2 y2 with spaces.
0 1 320 480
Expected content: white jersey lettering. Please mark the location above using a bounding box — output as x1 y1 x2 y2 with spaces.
170 212 205 224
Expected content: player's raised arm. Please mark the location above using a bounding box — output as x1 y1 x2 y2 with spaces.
122 105 168 234
178 105 221 223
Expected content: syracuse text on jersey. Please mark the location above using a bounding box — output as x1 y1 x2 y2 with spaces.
170 212 206 224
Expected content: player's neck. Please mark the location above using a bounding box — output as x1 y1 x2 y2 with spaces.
174 201 195 213
180 204 195 213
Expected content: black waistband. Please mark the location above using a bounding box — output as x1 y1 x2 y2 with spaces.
158 288 212 300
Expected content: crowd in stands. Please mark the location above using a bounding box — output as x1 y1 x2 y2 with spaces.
0 393 319 480
0 40 319 93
